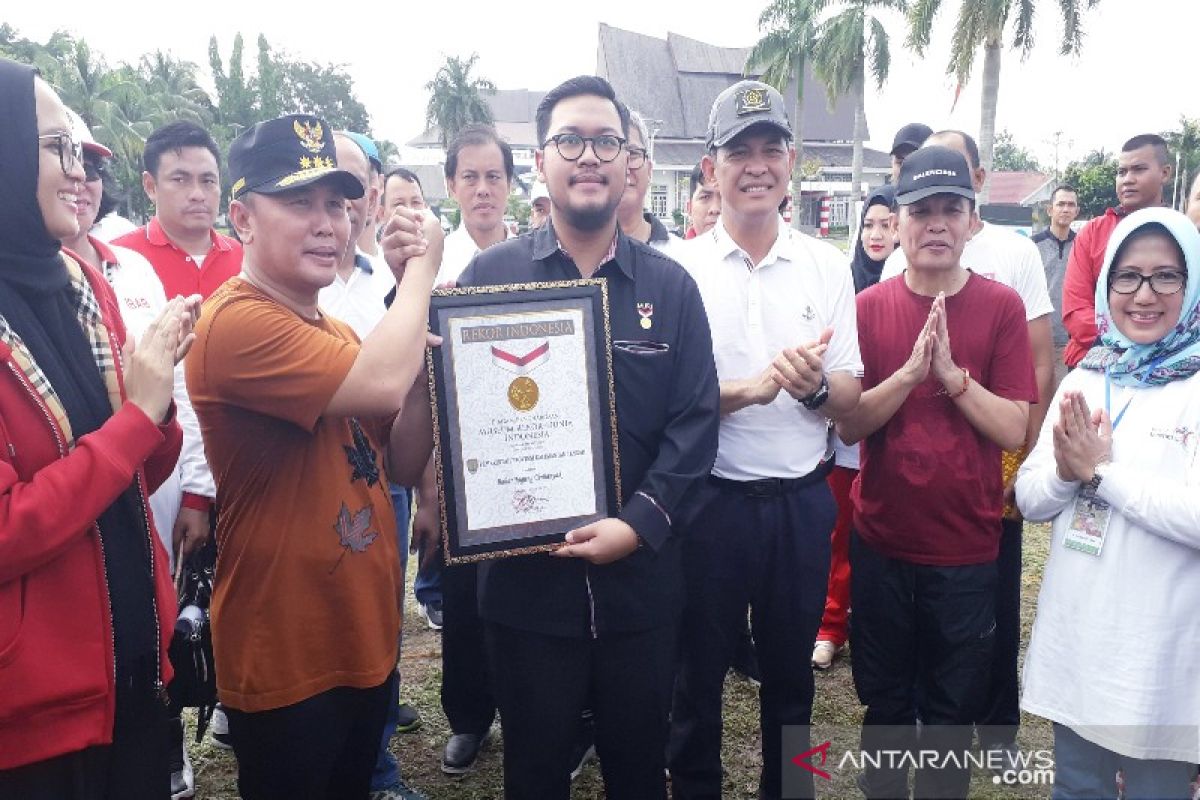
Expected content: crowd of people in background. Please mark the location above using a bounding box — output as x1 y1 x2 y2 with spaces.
1 51 1198 800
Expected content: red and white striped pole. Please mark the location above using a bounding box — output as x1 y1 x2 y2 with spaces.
819 196 831 238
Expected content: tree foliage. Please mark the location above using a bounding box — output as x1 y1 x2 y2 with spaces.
810 0 906 199
424 54 495 149
1159 116 1200 209
1061 149 1117 218
1 26 374 223
991 129 1042 172
905 0 1101 200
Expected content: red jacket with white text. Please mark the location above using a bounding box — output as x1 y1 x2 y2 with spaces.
0 253 181 769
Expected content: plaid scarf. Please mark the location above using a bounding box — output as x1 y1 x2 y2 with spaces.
0 252 121 445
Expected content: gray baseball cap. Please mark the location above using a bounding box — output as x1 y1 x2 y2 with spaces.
706 80 792 150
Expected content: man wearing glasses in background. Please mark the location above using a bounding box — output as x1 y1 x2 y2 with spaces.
616 109 684 258
451 75 718 799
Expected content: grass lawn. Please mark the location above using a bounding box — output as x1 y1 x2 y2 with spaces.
187 523 1054 799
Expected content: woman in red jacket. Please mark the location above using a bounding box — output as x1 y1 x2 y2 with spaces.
0 59 200 798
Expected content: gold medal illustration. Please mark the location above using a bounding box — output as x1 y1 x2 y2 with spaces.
508 376 539 411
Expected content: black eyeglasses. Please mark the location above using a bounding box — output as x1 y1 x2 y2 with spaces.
542 133 626 163
38 132 83 177
1109 270 1187 295
83 160 107 183
627 147 647 169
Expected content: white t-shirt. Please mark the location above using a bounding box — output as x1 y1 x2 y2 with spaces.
317 251 395 341
675 218 863 480
883 222 1054 321
436 225 508 286
1016 367 1200 762
104 243 215 572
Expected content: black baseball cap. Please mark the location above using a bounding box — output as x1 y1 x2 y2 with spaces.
707 80 792 149
890 122 933 156
894 146 975 206
228 114 364 201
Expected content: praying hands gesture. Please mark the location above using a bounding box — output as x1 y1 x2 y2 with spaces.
1052 391 1113 483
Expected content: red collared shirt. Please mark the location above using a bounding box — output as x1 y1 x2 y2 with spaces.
1061 207 1127 367
112 217 243 301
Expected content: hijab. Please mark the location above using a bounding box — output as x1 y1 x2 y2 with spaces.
0 58 156 667
850 184 896 294
1078 207 1200 387
0 58 66 286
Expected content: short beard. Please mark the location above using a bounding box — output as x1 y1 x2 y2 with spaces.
557 197 620 232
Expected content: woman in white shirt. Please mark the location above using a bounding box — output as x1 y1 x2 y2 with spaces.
1016 207 1200 799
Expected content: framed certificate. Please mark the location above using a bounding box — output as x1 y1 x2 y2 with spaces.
426 279 622 564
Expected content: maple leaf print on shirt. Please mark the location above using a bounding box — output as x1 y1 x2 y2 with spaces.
330 502 379 573
344 418 381 486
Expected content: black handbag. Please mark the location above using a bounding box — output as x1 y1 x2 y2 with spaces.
167 536 218 742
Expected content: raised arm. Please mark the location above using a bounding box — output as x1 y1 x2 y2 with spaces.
326 209 442 418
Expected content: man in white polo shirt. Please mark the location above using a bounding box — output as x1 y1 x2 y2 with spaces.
880 129 1054 766
434 124 514 286
668 80 862 800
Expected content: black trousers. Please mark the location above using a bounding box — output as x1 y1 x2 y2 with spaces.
224 673 394 800
0 656 169 800
850 532 996 800
668 480 835 800
441 560 496 736
486 621 677 800
978 517 1021 747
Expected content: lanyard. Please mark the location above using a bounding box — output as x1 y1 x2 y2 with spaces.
1104 356 1165 432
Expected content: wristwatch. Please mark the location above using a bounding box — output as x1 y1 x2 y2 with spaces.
1085 461 1110 493
800 374 830 410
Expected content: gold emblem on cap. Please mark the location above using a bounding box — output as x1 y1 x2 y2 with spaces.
507 377 539 412
294 119 325 154
736 87 770 116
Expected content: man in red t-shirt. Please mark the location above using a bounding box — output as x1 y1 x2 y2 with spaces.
837 146 1036 799
1060 134 1172 367
113 121 243 302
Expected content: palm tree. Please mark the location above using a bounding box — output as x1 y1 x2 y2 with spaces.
908 0 1101 202
424 53 496 149
811 0 906 203
746 0 822 230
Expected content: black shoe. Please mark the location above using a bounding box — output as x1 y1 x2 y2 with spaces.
395 702 422 734
442 729 491 775
569 711 596 781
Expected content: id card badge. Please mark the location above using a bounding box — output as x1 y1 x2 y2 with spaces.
1064 483 1112 556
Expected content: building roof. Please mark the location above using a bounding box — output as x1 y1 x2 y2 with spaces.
407 89 546 149
597 23 863 143
987 171 1054 205
394 164 448 203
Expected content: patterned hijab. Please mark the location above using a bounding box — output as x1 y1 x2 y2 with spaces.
1079 207 1200 386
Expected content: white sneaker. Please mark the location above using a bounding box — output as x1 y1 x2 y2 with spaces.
811 640 843 670
209 705 233 750
170 735 195 799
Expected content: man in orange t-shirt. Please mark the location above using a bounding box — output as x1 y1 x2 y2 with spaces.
187 114 441 799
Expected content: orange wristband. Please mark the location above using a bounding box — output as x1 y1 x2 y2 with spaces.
946 366 970 399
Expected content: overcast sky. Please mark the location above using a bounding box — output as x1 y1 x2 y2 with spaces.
9 0 1199 169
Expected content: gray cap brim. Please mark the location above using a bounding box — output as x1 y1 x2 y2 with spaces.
709 119 793 150
895 185 975 206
